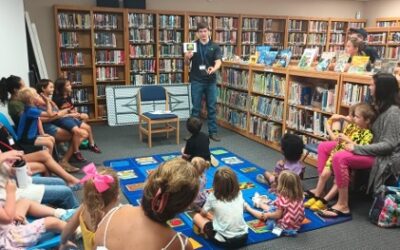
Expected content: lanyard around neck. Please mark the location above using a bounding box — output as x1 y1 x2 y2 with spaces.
198 41 209 65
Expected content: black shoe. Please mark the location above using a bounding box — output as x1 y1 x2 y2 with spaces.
209 134 221 142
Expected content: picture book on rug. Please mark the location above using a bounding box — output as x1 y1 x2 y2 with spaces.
135 157 158 165
126 182 145 192
240 167 257 173
221 156 244 165
117 169 138 180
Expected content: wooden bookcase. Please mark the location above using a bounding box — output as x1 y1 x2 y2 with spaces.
326 18 367 52
263 16 287 49
376 17 400 27
214 14 240 59
186 13 214 42
240 15 264 58
365 27 390 59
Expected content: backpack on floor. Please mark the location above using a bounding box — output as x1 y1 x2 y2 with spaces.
369 185 400 228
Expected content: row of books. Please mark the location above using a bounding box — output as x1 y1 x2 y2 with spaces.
288 33 307 44
60 51 85 67
288 20 307 32
218 88 248 110
265 19 283 31
97 84 106 97
288 45 304 58
188 16 212 29
93 14 119 30
131 59 156 73
250 96 284 122
388 32 400 43
76 106 90 115
241 45 257 57
249 117 282 143
129 45 155 58
59 32 80 48
216 17 239 30
159 73 183 84
94 33 117 48
242 32 261 45
307 34 327 45
220 45 236 58
128 13 154 28
72 89 90 103
367 33 386 44
348 22 364 28
242 18 261 30
265 33 282 45
341 83 372 106
222 68 248 89
328 45 344 52
309 21 328 32
159 15 183 29
329 33 345 44
215 31 237 44
288 82 336 113
96 67 120 81
160 45 183 57
131 74 156 85
387 47 400 59
129 29 154 43
159 30 183 43
296 133 321 159
217 105 247 130
330 22 345 33
159 59 184 72
377 21 397 27
61 71 85 85
286 107 329 137
95 50 124 65
252 73 285 97
58 13 91 29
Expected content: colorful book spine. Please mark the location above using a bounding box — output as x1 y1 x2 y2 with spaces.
159 30 183 43
128 13 154 28
159 73 183 84
217 105 247 130
96 50 124 65
60 52 85 67
342 83 372 106
72 89 89 103
223 68 248 90
159 59 184 73
159 15 182 29
59 32 79 48
159 45 183 57
129 45 154 58
96 67 119 81
129 29 154 43
249 116 282 143
252 73 285 97
250 96 284 122
58 13 91 29
131 59 156 73
93 14 119 30
131 74 156 85
216 17 238 30
94 33 117 48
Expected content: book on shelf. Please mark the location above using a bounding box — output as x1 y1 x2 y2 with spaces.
130 45 154 58
57 13 91 29
264 33 282 45
288 20 306 32
60 51 85 67
342 83 372 106
308 21 328 32
273 49 292 68
160 44 183 57
159 59 184 73
216 17 238 30
131 59 156 73
316 51 335 71
288 33 307 45
249 116 282 143
223 68 248 89
255 46 271 64
76 106 90 114
218 88 248 110
252 72 285 96
159 73 183 84
93 14 119 30
95 33 117 48
217 105 247 130
131 74 156 85
287 107 328 137
72 89 90 103
95 50 124 65
159 30 183 43
129 29 154 43
334 50 350 72
159 15 183 29
250 96 284 122
96 67 119 81
264 51 279 66
97 85 106 97
330 22 345 33
188 16 212 30
329 33 345 45
388 32 400 43
311 86 336 112
215 31 237 44
367 33 386 44
298 47 319 68
348 55 370 73
377 21 397 27
61 71 83 85
59 32 79 48
220 45 236 59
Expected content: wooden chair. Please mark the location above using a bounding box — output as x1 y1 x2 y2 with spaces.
137 85 179 148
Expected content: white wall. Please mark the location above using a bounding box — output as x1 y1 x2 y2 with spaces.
363 0 400 26
0 0 29 81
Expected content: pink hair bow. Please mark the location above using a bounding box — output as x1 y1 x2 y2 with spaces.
80 163 114 193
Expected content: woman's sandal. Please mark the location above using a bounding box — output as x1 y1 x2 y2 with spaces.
317 207 352 218
304 190 316 199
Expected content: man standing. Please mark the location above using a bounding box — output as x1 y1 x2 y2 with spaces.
185 22 222 142
348 28 380 64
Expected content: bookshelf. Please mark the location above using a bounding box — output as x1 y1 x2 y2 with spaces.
263 17 286 50
214 14 240 59
240 15 264 58
365 27 389 59
306 18 329 57
186 13 214 42
287 17 309 59
326 18 366 52
93 8 127 120
55 6 96 120
376 17 400 27
158 12 185 84
387 27 400 60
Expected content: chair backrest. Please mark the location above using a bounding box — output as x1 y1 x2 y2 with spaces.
0 112 18 140
139 85 167 102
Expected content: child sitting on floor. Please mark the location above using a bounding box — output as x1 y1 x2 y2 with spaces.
182 117 211 161
17 87 56 155
257 133 304 189
305 103 376 211
245 170 305 236
60 164 120 250
190 157 211 212
194 167 248 249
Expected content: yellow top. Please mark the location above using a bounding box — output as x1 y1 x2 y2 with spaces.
79 210 95 250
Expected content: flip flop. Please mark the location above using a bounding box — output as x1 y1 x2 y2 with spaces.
318 207 352 218
304 190 316 199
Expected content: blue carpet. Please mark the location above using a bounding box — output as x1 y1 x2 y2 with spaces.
104 147 352 249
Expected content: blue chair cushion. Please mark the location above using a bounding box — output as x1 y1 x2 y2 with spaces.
140 85 166 102
142 112 177 120
305 143 319 154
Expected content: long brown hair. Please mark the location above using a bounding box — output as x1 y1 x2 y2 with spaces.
141 158 199 223
213 167 240 202
83 167 119 229
276 170 303 202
